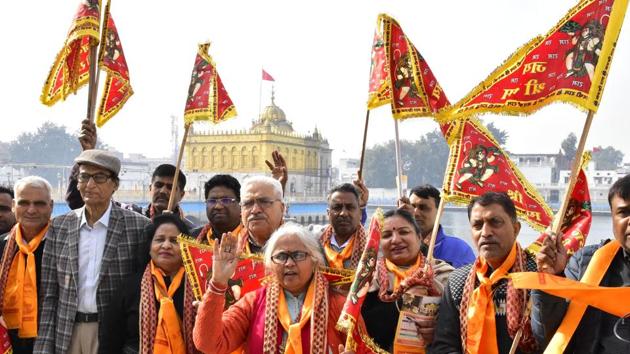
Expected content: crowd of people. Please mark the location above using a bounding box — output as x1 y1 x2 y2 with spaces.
0 121 628 354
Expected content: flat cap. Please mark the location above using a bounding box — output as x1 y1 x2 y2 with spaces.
74 149 121 176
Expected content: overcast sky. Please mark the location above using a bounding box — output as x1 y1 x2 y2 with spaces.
1 0 629 163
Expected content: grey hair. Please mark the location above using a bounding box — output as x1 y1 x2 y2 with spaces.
14 176 53 200
242 175 283 200
263 222 325 269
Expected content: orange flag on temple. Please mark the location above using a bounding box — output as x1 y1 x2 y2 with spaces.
367 14 449 118
41 0 101 105
183 42 237 125
528 152 593 255
96 1 133 127
441 0 629 121
442 118 554 231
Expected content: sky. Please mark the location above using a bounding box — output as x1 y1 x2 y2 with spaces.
1 0 629 164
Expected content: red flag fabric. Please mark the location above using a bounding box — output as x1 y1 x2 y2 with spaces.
441 0 629 121
183 42 237 125
41 0 101 106
96 2 133 127
373 14 450 119
528 152 593 255
0 324 10 354
337 209 383 333
366 29 391 109
442 118 554 231
262 69 275 81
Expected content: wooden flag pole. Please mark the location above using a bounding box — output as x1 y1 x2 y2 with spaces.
425 197 445 264
551 110 594 235
393 119 404 198
508 111 594 354
167 123 191 212
357 110 371 180
86 1 108 123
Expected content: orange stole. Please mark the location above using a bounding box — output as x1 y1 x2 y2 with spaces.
3 224 47 338
206 223 243 245
466 242 517 354
277 280 315 354
384 256 422 291
323 235 355 269
151 262 186 354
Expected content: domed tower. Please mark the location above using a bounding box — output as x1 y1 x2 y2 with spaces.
251 88 294 133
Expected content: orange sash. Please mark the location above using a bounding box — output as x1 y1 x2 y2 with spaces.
277 279 315 354
323 235 355 269
3 224 48 338
384 256 422 291
466 242 517 354
206 223 243 245
524 240 620 354
151 261 186 354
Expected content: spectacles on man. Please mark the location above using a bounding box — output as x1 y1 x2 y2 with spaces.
78 172 113 184
206 197 238 207
240 197 280 210
271 251 310 265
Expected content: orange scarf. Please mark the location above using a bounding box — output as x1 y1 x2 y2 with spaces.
3 224 47 338
511 241 620 354
323 235 355 269
277 279 315 354
206 223 243 245
465 242 517 354
151 261 186 354
384 255 423 292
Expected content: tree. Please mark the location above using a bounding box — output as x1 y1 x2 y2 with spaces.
363 129 449 189
486 122 509 146
560 132 577 169
592 146 624 170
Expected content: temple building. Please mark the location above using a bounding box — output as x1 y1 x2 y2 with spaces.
184 92 332 199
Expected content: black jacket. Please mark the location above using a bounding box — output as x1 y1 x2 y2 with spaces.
531 239 630 353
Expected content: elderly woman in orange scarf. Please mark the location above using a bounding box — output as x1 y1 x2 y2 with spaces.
193 222 370 354
361 209 454 353
101 213 199 354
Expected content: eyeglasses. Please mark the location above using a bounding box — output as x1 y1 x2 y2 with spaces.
78 172 113 184
240 197 280 210
271 251 310 265
206 197 238 207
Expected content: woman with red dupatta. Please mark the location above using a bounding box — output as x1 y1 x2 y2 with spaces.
193 222 371 354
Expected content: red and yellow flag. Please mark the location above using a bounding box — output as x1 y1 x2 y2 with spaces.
337 209 383 334
41 0 101 106
183 42 237 125
96 2 133 127
441 0 629 121
368 14 449 118
442 118 553 231
528 152 593 255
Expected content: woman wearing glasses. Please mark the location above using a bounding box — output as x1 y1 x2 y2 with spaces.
100 214 200 354
361 209 454 352
193 222 370 354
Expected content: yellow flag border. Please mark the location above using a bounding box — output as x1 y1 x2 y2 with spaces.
441 118 554 231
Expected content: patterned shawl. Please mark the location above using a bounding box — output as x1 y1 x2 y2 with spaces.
319 225 366 269
376 253 437 303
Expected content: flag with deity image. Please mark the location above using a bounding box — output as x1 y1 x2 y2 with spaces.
183 42 237 125
440 0 629 121
366 14 450 118
41 0 101 105
528 152 593 255
442 118 554 231
95 0 133 127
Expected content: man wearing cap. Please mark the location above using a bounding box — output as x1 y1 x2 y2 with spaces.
65 120 194 228
34 150 150 354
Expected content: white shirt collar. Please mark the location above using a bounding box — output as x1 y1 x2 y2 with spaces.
80 201 113 228
330 233 351 249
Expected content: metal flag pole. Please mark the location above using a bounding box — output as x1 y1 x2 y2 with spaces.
393 118 404 198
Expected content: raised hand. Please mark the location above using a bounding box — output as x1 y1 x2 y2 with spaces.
353 178 369 208
265 150 288 192
78 118 97 151
536 231 568 275
210 232 239 287
397 196 414 215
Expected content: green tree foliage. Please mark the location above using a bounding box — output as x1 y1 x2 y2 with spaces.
592 146 624 170
364 129 449 188
486 122 509 146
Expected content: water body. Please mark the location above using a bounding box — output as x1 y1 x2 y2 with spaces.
52 202 614 252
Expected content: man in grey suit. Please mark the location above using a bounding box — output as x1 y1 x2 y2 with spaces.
34 150 150 354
